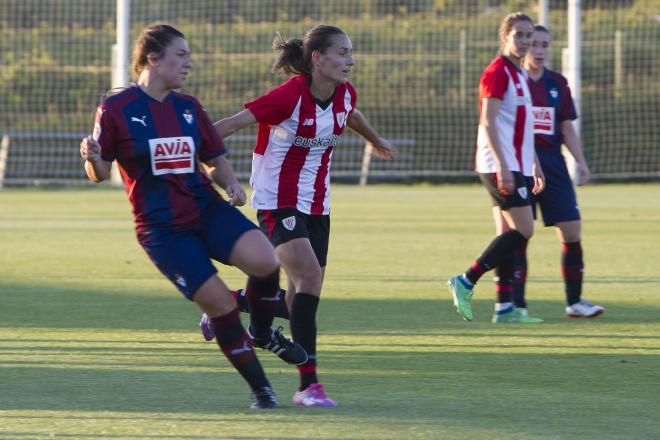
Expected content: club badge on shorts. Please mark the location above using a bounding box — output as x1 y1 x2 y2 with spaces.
282 216 296 231
517 187 528 199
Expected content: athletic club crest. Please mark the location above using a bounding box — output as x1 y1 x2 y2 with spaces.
282 216 296 231
549 88 559 99
183 109 194 125
517 187 528 199
335 111 346 128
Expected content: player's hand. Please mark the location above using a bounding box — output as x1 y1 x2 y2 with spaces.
80 136 102 163
371 137 395 160
497 167 514 195
532 161 545 194
226 183 247 206
575 162 591 186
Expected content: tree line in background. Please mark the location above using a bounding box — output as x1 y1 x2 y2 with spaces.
1 0 639 27
0 0 657 176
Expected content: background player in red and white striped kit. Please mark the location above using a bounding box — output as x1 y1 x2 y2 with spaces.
201 25 394 407
496 25 603 318
79 24 307 409
447 12 546 323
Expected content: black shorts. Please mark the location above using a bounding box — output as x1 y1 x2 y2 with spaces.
257 208 330 267
480 171 533 210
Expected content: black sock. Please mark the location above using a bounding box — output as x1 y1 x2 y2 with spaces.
465 230 528 285
235 288 290 319
290 293 319 391
211 308 270 392
494 253 514 304
246 270 279 339
512 243 528 308
562 241 583 305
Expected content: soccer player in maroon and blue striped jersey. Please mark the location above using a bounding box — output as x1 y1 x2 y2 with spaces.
79 24 306 409
494 25 604 318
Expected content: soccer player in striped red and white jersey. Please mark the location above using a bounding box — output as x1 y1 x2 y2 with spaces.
496 25 603 318
447 12 545 323
208 25 394 407
79 24 308 409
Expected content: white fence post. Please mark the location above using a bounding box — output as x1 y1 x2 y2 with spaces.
110 0 130 187
0 135 10 190
563 0 582 183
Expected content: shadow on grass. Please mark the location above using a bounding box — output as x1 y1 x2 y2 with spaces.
1 282 658 439
0 281 658 332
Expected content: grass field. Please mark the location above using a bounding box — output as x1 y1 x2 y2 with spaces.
0 184 658 440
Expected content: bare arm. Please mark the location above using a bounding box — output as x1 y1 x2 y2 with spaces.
532 153 545 194
202 155 246 206
481 97 513 194
346 109 394 160
214 109 257 140
560 119 590 185
80 136 112 182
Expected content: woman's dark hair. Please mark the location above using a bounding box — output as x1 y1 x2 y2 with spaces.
272 25 346 76
498 12 534 52
132 24 185 76
533 24 551 36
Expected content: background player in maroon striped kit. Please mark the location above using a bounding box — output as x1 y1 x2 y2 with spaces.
200 25 394 407
79 24 306 409
495 25 603 318
447 12 546 323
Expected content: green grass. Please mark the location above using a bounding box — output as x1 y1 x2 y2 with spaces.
0 184 658 440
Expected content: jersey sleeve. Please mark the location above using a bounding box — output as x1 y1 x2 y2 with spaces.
245 79 300 126
93 102 119 162
194 99 226 163
558 76 578 121
480 64 508 100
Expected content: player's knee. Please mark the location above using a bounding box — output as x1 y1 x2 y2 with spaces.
249 256 280 278
516 224 534 240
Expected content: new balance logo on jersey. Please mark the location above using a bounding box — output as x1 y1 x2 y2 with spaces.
230 341 253 356
282 216 296 231
293 134 340 148
148 136 195 175
131 115 147 127
302 118 315 126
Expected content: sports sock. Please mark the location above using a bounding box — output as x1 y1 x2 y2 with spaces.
562 241 583 305
245 270 280 339
235 288 290 319
211 308 270 391
290 293 320 391
494 302 514 313
512 242 528 308
465 230 528 285
494 253 514 304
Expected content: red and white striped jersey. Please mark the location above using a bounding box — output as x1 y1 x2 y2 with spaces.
245 75 356 215
476 56 535 176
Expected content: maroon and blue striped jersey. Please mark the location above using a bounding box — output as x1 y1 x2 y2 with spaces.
526 68 577 150
93 85 226 232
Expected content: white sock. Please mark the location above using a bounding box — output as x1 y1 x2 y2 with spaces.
495 302 513 312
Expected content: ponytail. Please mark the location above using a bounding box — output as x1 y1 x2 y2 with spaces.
272 33 309 75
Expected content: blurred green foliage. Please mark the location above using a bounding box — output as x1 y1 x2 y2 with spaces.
0 0 658 177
